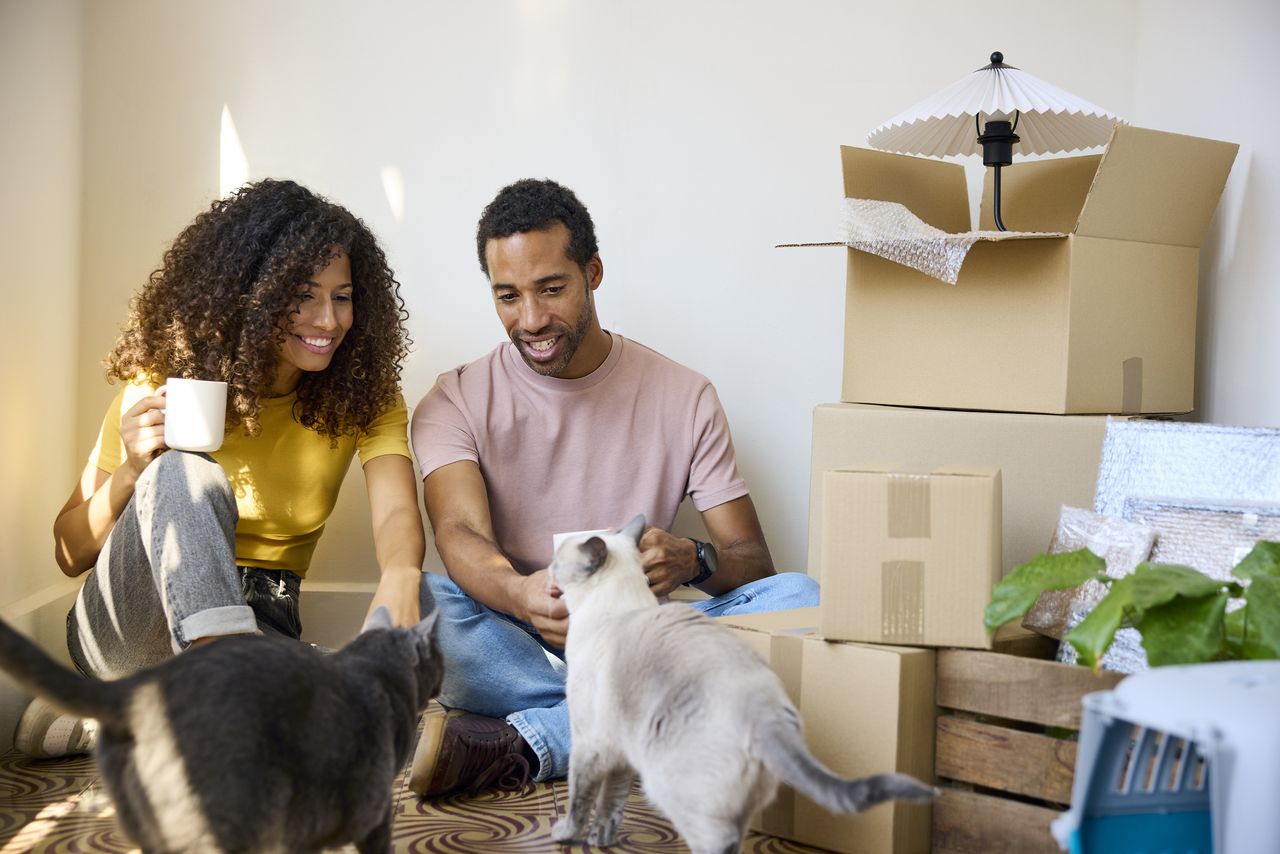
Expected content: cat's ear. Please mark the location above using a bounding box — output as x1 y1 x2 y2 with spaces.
413 609 440 642
580 536 608 571
620 514 646 546
361 605 394 634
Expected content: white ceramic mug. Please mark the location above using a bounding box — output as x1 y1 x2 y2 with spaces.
552 528 612 553
163 378 228 452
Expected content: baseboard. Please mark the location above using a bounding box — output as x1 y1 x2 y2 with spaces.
297 582 379 649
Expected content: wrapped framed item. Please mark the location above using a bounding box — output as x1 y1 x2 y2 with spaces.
1022 506 1154 640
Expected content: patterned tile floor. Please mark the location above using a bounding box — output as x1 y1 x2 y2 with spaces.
0 706 826 853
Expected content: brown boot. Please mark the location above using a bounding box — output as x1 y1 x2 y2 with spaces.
409 710 533 798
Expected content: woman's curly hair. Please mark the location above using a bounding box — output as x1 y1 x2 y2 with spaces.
106 179 410 440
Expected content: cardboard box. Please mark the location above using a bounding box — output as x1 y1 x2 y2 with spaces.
717 610 935 854
809 403 1140 579
820 466 1001 648
833 125 1237 414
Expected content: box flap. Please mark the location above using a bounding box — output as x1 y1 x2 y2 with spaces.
980 154 1102 233
829 464 999 479
931 464 1002 479
1076 125 1239 247
715 607 820 635
841 145 969 233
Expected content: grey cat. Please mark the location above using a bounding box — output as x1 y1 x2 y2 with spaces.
548 515 935 854
0 606 442 853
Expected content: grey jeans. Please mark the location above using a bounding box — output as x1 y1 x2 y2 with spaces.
66 450 301 679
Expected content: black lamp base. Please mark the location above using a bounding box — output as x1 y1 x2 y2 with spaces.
976 114 1020 232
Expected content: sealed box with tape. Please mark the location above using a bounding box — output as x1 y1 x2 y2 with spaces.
716 609 936 854
820 465 1002 649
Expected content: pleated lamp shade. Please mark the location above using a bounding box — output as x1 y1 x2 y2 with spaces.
867 52 1125 159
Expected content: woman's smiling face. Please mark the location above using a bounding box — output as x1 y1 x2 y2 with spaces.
272 251 354 394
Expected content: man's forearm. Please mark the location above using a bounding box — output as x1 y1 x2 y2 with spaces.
700 538 775 595
435 523 528 617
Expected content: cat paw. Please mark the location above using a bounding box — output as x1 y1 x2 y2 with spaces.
551 818 579 843
587 825 618 847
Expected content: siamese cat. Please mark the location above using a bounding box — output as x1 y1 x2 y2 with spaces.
0 606 442 853
548 516 934 854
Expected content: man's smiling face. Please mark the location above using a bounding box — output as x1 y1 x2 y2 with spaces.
486 222 605 379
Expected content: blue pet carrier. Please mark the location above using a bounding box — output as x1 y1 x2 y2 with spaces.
1052 660 1280 854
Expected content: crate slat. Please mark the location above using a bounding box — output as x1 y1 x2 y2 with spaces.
935 715 1077 804
936 649 1124 728
931 788 1063 854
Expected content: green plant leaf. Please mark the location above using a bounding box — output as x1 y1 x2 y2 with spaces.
1066 574 1134 669
983 549 1106 631
1127 563 1240 610
1065 564 1235 670
1137 592 1228 666
1242 575 1280 659
1234 541 1280 581
1224 607 1246 659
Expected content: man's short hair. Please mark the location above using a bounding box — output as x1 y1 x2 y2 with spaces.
475 179 599 275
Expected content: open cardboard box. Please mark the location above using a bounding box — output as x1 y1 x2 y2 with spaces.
816 125 1237 414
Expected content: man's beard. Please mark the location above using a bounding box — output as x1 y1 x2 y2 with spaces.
512 298 594 377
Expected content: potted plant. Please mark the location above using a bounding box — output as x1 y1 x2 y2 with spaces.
984 542 1280 669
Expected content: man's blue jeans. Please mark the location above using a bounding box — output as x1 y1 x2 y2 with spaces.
421 571 821 782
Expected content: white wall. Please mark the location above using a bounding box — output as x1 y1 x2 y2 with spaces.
68 0 1155 588
0 0 82 608
1134 0 1280 428
0 0 83 748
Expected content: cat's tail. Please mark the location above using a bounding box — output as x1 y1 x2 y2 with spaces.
756 716 936 814
0 618 128 724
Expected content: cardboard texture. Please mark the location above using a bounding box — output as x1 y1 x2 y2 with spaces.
820 466 1001 649
808 403 1141 579
716 611 935 854
834 124 1237 414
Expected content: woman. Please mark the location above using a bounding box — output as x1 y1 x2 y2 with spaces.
18 179 427 755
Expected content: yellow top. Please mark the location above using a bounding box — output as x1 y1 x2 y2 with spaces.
88 380 412 576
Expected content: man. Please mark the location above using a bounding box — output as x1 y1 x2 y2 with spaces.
408 179 818 797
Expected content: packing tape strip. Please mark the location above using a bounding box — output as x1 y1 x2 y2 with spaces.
882 560 926 644
1122 357 1143 414
887 474 931 539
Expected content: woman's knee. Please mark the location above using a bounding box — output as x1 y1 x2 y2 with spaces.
135 451 235 523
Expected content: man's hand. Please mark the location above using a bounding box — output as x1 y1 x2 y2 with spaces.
516 569 570 649
363 565 423 629
638 527 697 598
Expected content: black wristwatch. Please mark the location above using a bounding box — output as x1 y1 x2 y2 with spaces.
685 538 718 586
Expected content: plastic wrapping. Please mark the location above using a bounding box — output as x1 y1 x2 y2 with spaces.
839 199 1060 285
1133 499 1280 581
1064 420 1280 673
1023 505 1155 641
1094 420 1280 518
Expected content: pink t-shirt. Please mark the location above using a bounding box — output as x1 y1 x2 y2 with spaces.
411 333 748 575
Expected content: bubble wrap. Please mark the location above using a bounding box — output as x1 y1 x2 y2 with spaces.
1065 420 1280 673
1023 505 1155 641
839 199 1061 285
1094 420 1280 518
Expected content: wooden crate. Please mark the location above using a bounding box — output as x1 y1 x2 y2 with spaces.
931 642 1125 854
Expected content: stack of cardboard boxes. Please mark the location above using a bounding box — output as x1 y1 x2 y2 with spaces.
718 125 1238 854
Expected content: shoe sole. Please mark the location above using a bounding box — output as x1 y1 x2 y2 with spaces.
408 710 459 796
